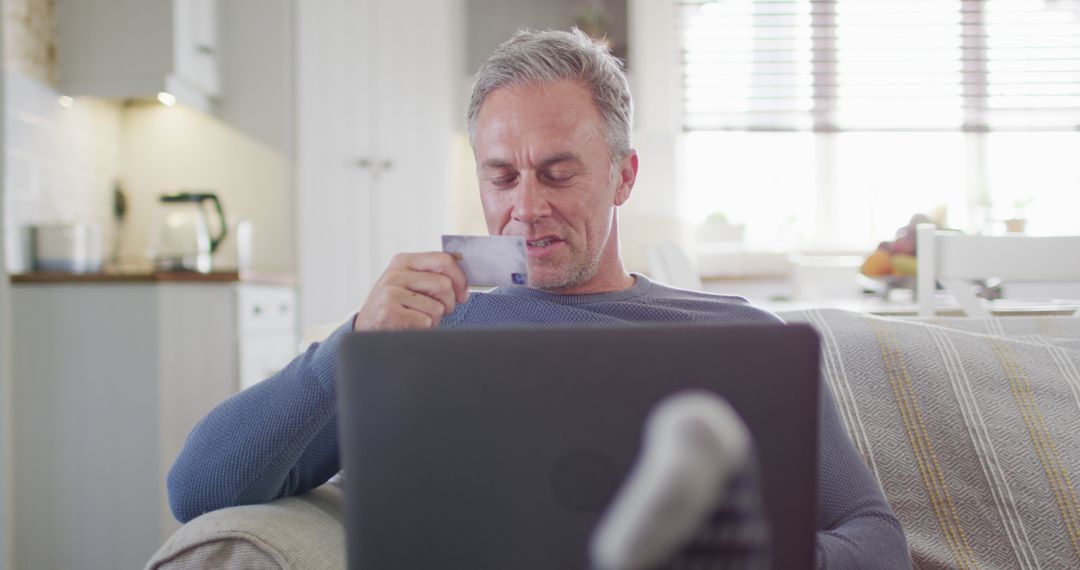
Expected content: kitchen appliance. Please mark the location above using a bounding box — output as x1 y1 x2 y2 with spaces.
30 223 105 273
149 191 227 272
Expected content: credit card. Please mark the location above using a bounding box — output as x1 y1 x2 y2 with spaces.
442 235 528 288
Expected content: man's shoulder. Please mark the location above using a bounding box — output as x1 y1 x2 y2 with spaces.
640 282 783 324
647 283 751 305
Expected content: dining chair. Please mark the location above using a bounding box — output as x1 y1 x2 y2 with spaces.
916 224 1080 317
646 241 705 291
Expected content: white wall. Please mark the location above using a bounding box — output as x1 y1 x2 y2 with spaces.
119 103 294 274
618 0 685 273
2 71 122 273
450 133 487 237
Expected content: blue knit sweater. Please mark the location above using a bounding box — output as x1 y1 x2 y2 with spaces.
168 274 909 568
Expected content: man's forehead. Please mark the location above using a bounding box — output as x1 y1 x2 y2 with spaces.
473 81 606 166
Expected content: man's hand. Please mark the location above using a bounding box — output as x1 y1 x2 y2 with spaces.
354 252 470 332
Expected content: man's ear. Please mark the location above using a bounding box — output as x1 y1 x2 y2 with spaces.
614 150 638 207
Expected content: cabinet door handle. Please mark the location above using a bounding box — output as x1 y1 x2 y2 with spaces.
253 305 262 315
197 44 216 56
356 158 373 169
379 159 394 171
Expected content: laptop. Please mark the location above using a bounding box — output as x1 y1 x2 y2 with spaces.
336 323 820 569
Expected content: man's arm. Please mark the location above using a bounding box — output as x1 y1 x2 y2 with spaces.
166 320 351 523
167 252 469 524
815 382 911 568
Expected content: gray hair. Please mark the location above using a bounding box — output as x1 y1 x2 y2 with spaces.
467 28 633 164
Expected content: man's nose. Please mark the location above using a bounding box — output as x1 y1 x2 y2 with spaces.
511 175 551 225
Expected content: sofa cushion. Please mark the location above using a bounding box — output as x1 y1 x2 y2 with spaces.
780 309 1080 569
145 478 345 570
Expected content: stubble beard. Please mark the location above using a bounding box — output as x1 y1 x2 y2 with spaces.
526 166 621 292
529 236 605 291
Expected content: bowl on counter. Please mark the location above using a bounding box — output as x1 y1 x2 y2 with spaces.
30 223 104 274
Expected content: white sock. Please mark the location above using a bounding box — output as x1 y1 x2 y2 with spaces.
589 390 751 570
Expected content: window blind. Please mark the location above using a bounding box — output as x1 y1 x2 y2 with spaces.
679 0 1080 131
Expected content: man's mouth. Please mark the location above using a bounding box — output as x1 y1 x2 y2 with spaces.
523 235 563 257
527 237 558 247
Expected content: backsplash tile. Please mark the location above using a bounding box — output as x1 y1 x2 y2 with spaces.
3 70 121 272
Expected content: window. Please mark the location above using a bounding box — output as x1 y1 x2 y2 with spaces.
679 0 1080 249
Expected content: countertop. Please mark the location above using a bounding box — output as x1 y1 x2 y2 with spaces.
10 270 295 287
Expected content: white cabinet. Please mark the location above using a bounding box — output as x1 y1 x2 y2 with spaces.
56 0 221 111
296 0 463 331
236 285 299 389
216 0 296 154
10 280 296 570
173 0 220 96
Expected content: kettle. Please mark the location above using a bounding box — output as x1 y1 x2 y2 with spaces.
149 192 227 272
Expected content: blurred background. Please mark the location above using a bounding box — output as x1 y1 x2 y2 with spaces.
0 0 1078 568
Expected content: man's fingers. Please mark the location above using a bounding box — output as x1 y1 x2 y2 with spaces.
356 251 473 333
358 297 434 331
387 269 457 315
396 252 470 304
393 288 447 324
389 307 434 330
379 305 434 330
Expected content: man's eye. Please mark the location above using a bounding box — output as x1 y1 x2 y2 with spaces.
491 175 518 187
544 172 575 184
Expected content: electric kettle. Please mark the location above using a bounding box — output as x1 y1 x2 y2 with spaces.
149 192 227 272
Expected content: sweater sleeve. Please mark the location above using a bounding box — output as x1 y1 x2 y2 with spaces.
815 380 911 568
166 319 353 523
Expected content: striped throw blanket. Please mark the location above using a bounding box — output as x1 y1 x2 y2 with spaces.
780 309 1080 570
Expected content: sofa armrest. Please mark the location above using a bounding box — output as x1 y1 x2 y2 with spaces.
146 480 345 570
778 309 1080 569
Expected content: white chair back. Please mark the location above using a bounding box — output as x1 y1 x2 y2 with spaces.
646 242 705 291
916 224 1080 317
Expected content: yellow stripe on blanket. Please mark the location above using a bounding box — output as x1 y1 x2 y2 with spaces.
870 319 979 569
991 338 1080 562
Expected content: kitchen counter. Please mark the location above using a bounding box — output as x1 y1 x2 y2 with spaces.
10 270 295 287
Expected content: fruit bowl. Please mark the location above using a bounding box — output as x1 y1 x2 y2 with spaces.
858 213 933 298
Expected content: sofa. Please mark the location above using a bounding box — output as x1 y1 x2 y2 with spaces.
146 309 1080 569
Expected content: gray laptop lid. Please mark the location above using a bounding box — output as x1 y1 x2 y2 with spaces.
337 323 819 569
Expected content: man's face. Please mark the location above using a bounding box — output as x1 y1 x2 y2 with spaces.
472 80 636 292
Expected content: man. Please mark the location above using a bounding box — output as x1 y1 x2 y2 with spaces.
168 29 909 568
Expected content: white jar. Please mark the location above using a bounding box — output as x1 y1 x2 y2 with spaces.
31 223 104 273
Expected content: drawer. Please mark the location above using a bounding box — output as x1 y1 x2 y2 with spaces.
237 285 296 333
